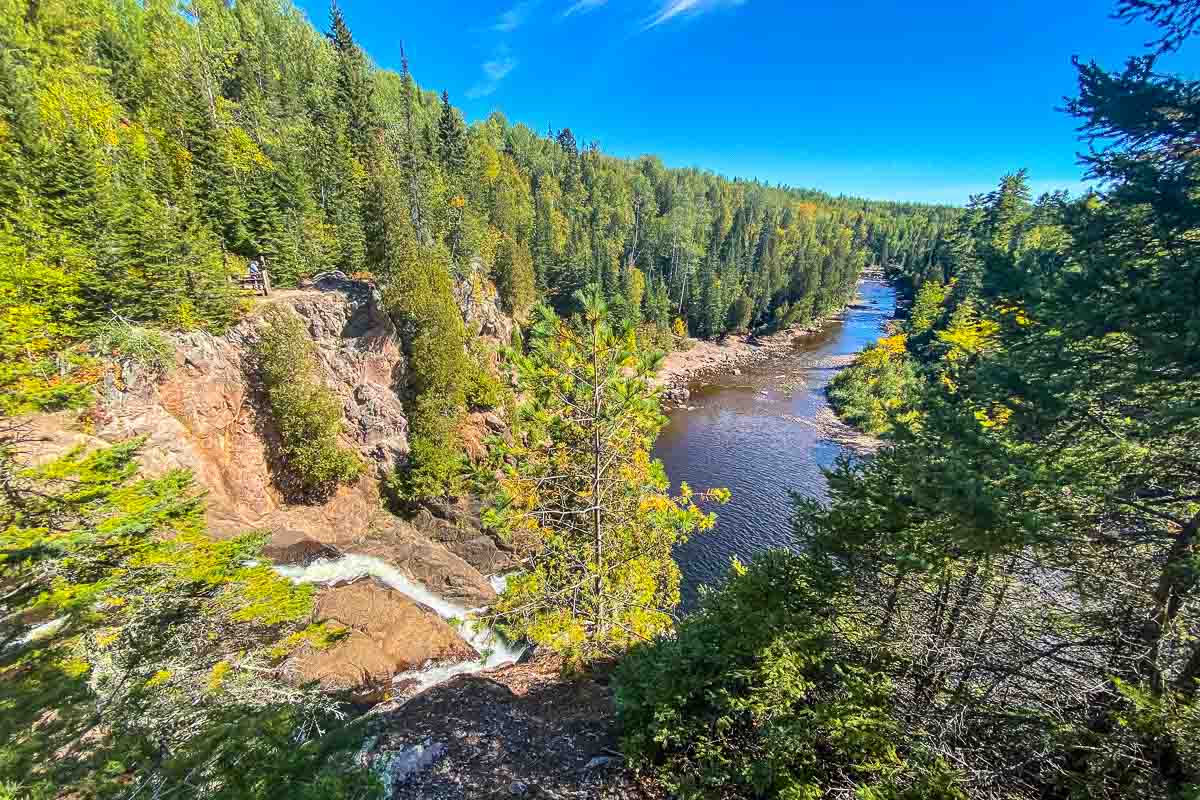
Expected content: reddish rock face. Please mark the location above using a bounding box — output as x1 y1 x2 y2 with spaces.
21 273 524 707
30 275 410 546
288 579 478 704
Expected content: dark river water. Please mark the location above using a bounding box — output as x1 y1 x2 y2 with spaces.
653 280 896 609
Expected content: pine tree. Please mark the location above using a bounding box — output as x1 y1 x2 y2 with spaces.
556 127 578 158
437 89 467 180
398 44 427 242
184 95 252 257
0 428 369 798
488 286 727 664
245 167 286 274
36 128 99 242
727 289 753 333
493 234 536 323
326 1 376 154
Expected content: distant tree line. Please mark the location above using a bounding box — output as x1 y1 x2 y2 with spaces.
0 0 951 418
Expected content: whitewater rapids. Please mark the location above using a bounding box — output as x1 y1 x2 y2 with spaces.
275 554 526 694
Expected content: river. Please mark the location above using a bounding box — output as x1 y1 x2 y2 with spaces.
653 279 896 609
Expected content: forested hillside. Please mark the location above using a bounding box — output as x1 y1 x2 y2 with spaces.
22 0 1200 798
0 0 951 416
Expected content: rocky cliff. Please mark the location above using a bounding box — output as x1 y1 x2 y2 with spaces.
24 271 521 697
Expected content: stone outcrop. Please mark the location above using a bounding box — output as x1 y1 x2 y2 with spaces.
408 497 527 577
22 272 524 704
262 272 411 481
455 258 515 349
289 579 479 704
356 517 498 608
260 529 341 565
36 273 410 545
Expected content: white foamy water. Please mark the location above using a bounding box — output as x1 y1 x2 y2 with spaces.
5 616 66 652
488 571 517 594
276 554 525 693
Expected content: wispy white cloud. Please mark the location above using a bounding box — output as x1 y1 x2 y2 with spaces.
494 1 537 32
645 0 746 29
471 0 745 99
469 3 533 99
564 0 608 16
466 47 519 98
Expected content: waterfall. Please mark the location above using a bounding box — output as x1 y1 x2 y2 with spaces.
5 616 66 652
276 554 526 693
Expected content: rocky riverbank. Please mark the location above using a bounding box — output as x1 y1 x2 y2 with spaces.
654 288 891 406
784 405 883 454
654 319 831 406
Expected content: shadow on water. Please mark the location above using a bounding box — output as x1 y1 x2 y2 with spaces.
653 281 897 610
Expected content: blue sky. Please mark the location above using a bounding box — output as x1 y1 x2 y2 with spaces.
296 0 1198 204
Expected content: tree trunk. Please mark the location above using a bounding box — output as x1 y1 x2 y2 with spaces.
591 316 605 640
1174 639 1200 698
1137 510 1200 692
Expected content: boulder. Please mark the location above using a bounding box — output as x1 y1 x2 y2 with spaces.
662 386 690 405
356 518 498 608
383 740 448 789
445 535 513 577
289 579 477 704
263 529 340 565
408 498 528 576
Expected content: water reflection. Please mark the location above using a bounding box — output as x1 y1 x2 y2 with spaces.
654 281 896 610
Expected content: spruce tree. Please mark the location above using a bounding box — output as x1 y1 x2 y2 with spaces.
327 1 376 154
493 234 536 323
437 89 467 180
398 44 427 242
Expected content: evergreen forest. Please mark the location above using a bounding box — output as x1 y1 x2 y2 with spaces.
3 0 1199 798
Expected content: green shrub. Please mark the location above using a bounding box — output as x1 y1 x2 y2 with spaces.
906 279 947 335
637 322 675 353
827 335 922 436
93 320 175 378
764 295 816 334
0 243 96 415
464 365 503 411
615 551 966 800
464 341 506 411
256 306 362 497
385 427 466 507
384 242 473 502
